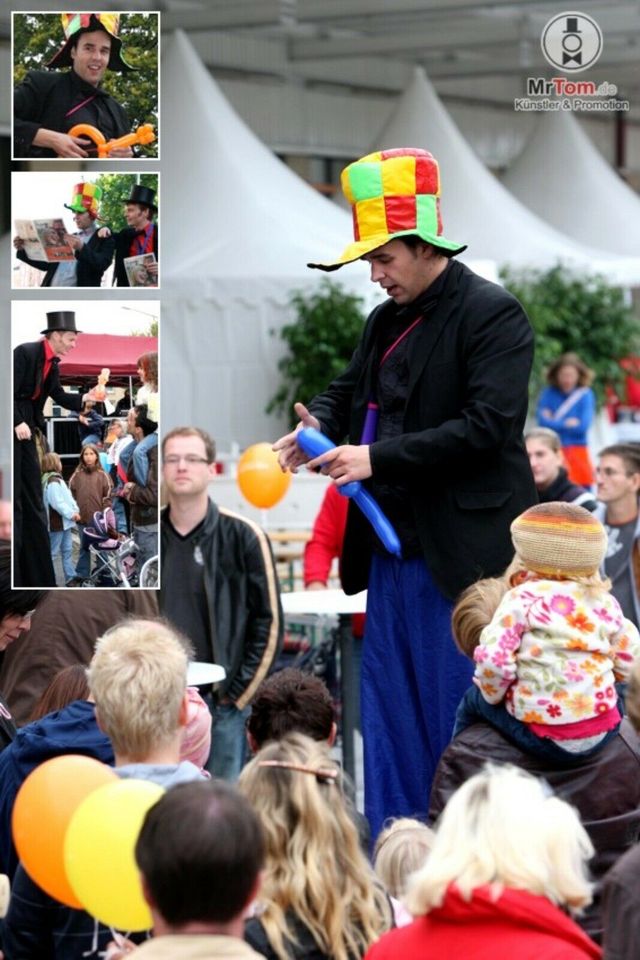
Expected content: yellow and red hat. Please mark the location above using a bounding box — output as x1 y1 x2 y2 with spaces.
511 502 607 578
309 147 466 271
46 13 134 73
64 182 102 219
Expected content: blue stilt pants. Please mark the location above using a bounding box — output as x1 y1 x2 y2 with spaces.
362 553 474 843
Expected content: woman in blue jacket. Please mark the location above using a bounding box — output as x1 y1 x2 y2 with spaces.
536 352 596 486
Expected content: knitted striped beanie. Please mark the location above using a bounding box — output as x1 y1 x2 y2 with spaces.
511 501 606 577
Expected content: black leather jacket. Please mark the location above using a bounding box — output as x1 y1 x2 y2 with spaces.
160 501 283 708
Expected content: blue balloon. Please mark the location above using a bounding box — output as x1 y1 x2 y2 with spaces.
296 427 402 558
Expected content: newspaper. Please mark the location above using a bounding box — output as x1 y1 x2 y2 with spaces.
14 218 75 262
123 253 158 287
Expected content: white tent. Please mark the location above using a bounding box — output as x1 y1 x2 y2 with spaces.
372 67 640 282
161 31 374 449
502 109 640 257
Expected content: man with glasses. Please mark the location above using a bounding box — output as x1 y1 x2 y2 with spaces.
159 427 283 781
595 444 640 626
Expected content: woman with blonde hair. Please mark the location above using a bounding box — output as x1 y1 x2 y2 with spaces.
239 732 392 960
367 765 601 959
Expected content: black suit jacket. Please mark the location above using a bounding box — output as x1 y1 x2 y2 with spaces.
13 70 129 158
308 260 537 600
16 230 115 287
113 225 158 286
14 341 83 432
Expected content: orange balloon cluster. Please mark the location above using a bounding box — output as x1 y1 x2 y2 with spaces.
12 755 163 930
237 443 291 509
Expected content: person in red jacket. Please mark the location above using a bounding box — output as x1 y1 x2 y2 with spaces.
366 764 601 960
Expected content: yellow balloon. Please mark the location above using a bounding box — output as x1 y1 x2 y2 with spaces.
64 779 164 932
237 442 292 509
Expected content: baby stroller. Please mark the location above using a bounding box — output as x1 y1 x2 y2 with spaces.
80 508 138 588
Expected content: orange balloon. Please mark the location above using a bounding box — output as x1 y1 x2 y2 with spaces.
12 755 117 907
237 443 292 509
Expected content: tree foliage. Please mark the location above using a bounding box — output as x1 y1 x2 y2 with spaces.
500 265 640 408
13 13 158 157
93 173 158 232
267 280 366 428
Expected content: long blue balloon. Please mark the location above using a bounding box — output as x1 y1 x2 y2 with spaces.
296 427 402 558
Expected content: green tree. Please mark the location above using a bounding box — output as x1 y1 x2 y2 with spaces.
93 173 158 231
500 265 640 408
13 13 158 157
267 280 366 428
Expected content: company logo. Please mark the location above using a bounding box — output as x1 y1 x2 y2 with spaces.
541 12 603 72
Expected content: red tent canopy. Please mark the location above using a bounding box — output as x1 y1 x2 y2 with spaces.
58 334 157 381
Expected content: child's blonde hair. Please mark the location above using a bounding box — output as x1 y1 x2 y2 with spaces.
373 818 435 899
451 577 508 658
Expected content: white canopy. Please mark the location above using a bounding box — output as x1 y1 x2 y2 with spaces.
372 67 640 283
161 30 374 448
502 109 640 258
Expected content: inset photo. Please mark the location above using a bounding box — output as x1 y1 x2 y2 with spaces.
12 302 159 590
12 172 159 288
12 12 159 160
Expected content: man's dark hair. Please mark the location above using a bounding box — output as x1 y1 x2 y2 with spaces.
133 403 157 437
0 546 45 620
127 202 155 222
135 781 264 926
599 443 640 475
397 234 454 259
247 667 335 748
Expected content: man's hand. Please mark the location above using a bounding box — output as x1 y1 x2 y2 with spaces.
97 227 112 239
65 234 83 251
13 237 25 250
272 402 320 473
83 390 99 403
146 261 158 276
32 128 91 158
307 444 372 486
14 422 31 441
120 482 135 500
108 147 133 158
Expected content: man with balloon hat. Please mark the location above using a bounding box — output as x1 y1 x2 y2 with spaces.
13 181 115 287
14 13 134 159
159 427 283 781
14 311 96 586
102 183 159 287
274 147 537 842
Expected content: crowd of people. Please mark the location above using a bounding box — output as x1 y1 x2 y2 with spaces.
5 133 640 960
13 315 159 588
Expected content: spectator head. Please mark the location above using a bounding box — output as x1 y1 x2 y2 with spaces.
88 619 190 761
239 733 391 959
135 781 264 935
546 353 594 390
373 818 435 900
137 352 158 390
405 764 593 918
162 428 217 501
0 501 11 541
77 443 104 473
451 577 508 659
246 668 336 753
128 403 157 438
162 427 216 463
525 428 565 492
29 664 90 722
180 687 212 770
0 545 45 652
597 444 640 509
41 452 63 474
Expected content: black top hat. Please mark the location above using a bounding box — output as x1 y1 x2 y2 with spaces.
123 184 157 212
40 312 81 335
563 17 582 33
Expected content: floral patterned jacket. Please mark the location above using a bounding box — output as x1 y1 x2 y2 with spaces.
473 578 640 725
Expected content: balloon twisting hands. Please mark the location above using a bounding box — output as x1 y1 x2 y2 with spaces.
297 427 402 558
67 123 156 157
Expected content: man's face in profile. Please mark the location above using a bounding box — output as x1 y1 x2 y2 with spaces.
70 30 111 87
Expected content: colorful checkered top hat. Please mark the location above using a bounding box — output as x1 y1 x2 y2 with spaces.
46 13 134 73
308 147 466 271
511 502 607 578
64 182 102 220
